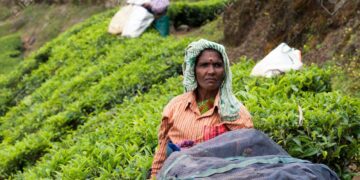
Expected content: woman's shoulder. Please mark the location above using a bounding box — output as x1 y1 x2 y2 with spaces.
162 92 192 116
164 91 193 110
167 91 193 105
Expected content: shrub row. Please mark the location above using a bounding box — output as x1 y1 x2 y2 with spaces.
0 0 228 115
231 60 359 178
0 32 192 178
0 14 121 144
0 7 195 178
18 77 183 179
10 59 358 179
0 32 175 144
168 0 228 28
0 9 117 116
0 5 358 180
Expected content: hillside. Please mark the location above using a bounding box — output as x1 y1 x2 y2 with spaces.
0 2 107 75
0 1 359 179
223 0 360 97
0 0 223 76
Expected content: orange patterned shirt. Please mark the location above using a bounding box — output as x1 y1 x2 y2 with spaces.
151 91 253 177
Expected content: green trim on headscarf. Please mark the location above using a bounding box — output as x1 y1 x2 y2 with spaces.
182 39 241 121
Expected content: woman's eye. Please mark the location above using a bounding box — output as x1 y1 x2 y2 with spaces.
214 63 223 67
200 63 208 67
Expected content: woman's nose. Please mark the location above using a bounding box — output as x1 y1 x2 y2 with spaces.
208 65 215 74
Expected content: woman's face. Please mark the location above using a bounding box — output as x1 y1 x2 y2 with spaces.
195 50 225 92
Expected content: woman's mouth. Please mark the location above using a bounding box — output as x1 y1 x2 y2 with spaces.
205 78 217 83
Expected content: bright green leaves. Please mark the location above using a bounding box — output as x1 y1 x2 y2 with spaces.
168 0 228 27
230 60 359 178
0 5 358 179
0 8 193 178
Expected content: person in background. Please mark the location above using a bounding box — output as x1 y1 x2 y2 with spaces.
142 0 170 37
150 39 254 178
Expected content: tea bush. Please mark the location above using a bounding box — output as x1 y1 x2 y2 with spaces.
0 9 118 116
168 0 228 28
10 60 359 179
231 60 359 178
17 77 183 179
0 0 230 115
0 34 192 179
0 6 358 180
0 9 194 178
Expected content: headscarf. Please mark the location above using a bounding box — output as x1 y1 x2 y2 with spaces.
182 39 242 121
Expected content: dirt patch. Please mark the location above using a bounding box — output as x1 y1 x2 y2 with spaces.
223 0 360 65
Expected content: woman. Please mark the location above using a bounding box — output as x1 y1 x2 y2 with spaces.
150 39 253 178
142 0 170 37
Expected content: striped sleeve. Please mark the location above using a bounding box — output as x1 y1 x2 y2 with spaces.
150 101 174 177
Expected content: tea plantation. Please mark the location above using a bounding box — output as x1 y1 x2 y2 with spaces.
0 5 359 180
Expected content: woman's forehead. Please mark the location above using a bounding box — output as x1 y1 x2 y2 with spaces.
200 49 221 56
196 49 222 61
197 50 223 62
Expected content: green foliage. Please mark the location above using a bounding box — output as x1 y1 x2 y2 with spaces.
18 77 183 179
8 59 358 179
0 9 117 116
231 59 359 178
168 0 228 28
0 34 23 75
0 6 358 180
0 9 193 177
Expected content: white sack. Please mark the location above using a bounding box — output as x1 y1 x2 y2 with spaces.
250 43 303 78
122 5 154 38
108 6 134 35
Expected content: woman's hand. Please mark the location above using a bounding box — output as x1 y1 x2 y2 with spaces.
142 3 152 10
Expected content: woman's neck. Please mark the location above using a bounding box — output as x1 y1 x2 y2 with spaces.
195 88 218 102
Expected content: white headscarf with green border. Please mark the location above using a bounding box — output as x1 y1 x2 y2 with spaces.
182 39 242 121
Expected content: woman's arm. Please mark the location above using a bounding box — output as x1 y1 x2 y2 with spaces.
223 105 253 130
150 100 175 178
150 116 171 177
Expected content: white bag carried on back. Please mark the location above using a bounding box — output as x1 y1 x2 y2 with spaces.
122 0 154 38
108 5 134 35
108 0 154 37
250 43 302 78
